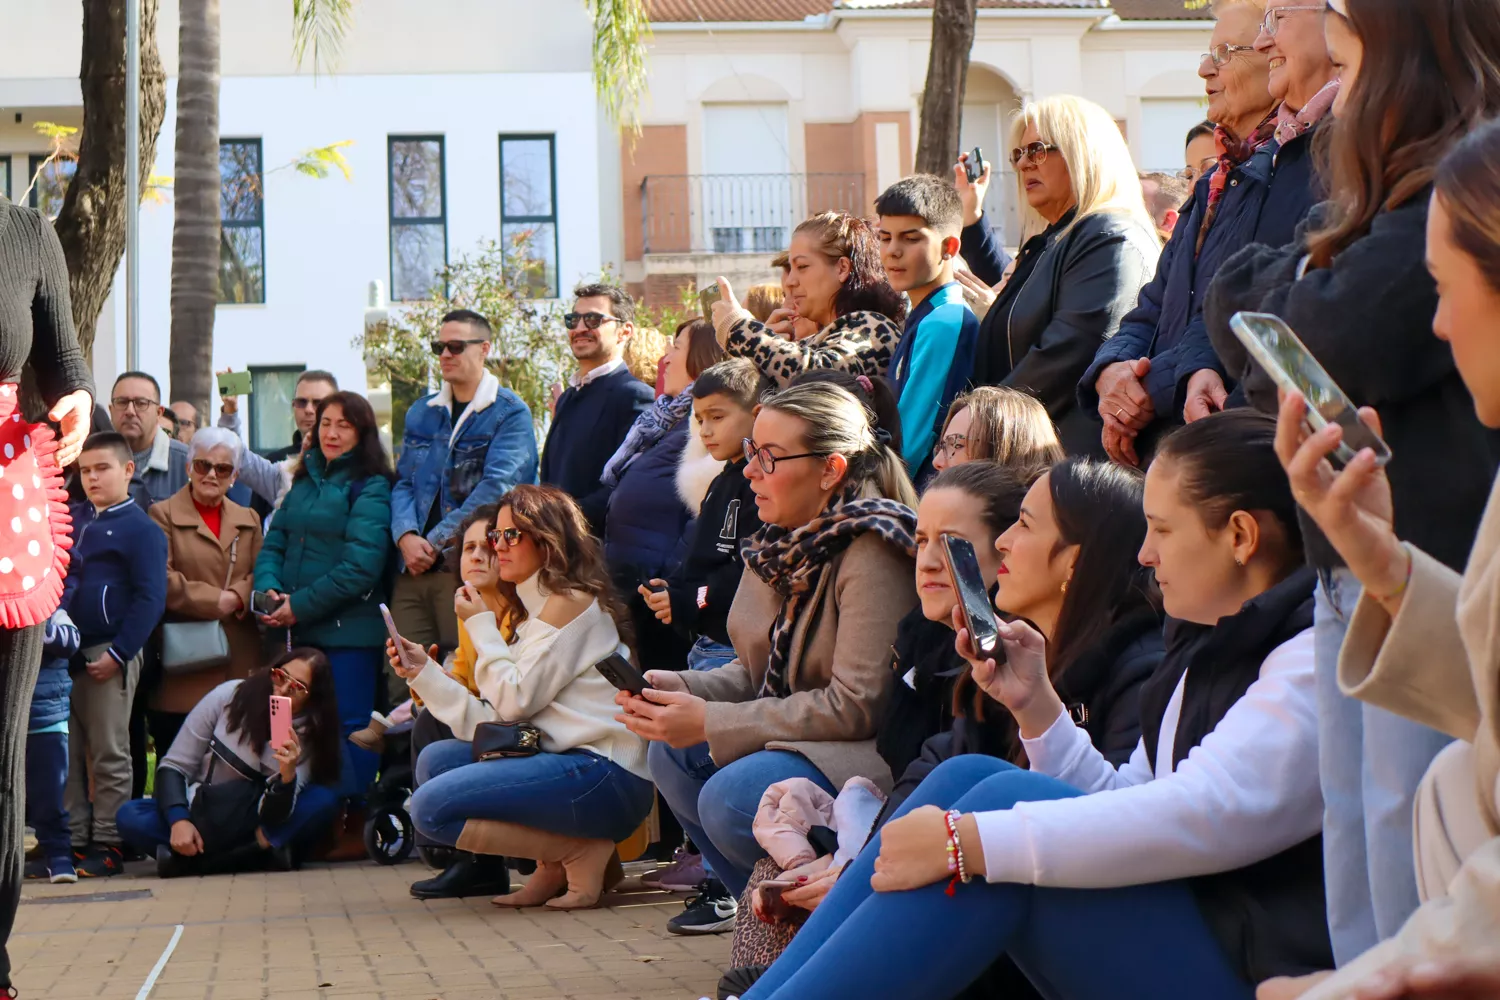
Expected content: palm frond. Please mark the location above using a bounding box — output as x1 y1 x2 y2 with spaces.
291 0 355 77
290 140 356 181
585 0 652 135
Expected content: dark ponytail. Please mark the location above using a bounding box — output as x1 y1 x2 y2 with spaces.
787 368 904 457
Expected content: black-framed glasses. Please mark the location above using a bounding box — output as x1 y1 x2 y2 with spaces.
429 338 487 357
742 437 830 475
932 434 968 461
1202 43 1256 68
1261 4 1325 37
111 396 160 413
191 459 235 479
1010 142 1058 167
563 311 619 331
488 527 526 548
271 666 309 695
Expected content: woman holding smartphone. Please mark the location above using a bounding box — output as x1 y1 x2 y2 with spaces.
114 650 343 876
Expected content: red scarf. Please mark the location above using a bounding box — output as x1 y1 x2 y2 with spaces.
1196 109 1279 255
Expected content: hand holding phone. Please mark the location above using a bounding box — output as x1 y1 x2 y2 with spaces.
594 652 650 696
380 603 423 677
251 590 283 617
217 369 253 398
699 284 723 319
941 534 1002 660
964 147 987 184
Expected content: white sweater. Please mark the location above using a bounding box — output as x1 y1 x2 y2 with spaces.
973 628 1322 887
407 575 651 780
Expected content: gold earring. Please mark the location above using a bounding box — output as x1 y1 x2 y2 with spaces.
1060 580 1069 594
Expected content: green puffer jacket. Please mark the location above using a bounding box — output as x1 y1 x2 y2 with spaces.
254 449 394 650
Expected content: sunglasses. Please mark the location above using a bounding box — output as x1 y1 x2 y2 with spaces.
292 397 323 410
563 311 619 332
487 527 526 548
430 338 487 357
1010 142 1059 167
271 666 309 696
191 459 235 479
742 437 830 475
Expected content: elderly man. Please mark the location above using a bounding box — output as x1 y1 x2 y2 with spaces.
108 372 188 507
1078 0 1333 464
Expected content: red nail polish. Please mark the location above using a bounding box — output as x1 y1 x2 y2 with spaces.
796 876 808 883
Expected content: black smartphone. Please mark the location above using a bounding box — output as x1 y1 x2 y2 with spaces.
643 580 668 595
941 533 1002 660
964 147 986 183
251 590 283 616
594 652 651 696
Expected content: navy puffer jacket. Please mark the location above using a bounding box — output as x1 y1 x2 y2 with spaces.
603 419 692 582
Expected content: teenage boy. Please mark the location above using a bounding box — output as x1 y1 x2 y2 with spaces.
64 432 168 877
875 175 980 478
636 358 765 936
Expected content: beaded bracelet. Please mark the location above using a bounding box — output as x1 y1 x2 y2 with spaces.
943 809 972 896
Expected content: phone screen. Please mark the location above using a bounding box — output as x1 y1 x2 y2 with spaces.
941 534 1002 659
1229 312 1391 467
594 653 649 696
269 695 294 752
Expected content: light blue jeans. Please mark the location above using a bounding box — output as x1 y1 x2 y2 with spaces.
685 637 736 672
1316 567 1453 964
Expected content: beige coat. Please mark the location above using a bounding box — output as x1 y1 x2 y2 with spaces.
149 487 264 715
681 531 917 792
1304 475 1500 999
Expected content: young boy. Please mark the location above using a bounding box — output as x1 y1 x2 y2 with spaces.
65 432 167 877
25 598 81 884
875 174 980 478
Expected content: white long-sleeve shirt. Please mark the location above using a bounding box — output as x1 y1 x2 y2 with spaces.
973 628 1321 887
407 575 650 779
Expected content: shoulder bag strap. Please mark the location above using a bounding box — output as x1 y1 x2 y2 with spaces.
207 734 268 785
222 535 239 590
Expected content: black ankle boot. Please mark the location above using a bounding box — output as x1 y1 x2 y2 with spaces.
156 844 200 879
409 852 511 900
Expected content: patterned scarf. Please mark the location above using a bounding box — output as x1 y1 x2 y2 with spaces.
743 493 917 699
599 386 695 488
1196 108 1279 255
1274 79 1339 146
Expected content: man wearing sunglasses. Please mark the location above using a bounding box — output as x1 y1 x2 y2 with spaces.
539 282 653 531
390 309 538 668
217 369 338 524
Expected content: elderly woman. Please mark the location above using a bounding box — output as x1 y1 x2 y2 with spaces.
954 95 1159 456
147 427 264 755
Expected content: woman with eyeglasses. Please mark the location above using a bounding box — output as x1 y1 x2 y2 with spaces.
930 385 1064 474
144 428 264 759
387 484 653 910
116 650 343 877
616 381 918 921
951 95 1158 457
254 391 395 793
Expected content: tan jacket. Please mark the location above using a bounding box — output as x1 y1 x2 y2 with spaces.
149 487 264 714
682 531 917 791
1304 475 1500 999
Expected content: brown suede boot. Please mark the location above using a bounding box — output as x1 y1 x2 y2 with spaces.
456 820 623 910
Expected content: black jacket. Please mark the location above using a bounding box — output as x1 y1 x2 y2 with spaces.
966 210 1159 456
665 459 760 647
1205 192 1500 571
540 366 654 532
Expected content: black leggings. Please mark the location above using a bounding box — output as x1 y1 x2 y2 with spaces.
0 624 43 990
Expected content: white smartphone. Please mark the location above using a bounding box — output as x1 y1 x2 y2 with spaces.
379 603 419 673
1229 311 1392 469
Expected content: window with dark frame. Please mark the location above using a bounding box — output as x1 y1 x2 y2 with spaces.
499 134 559 298
0 157 10 201
27 154 75 219
388 136 448 301
248 365 306 454
219 138 266 304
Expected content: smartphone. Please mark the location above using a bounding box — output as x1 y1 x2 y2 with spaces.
964 147 986 183
1229 312 1392 469
941 533 1002 660
759 878 797 905
216 370 253 397
269 695 294 752
699 284 723 318
643 580 668 595
251 590 283 616
380 603 418 673
594 652 650 696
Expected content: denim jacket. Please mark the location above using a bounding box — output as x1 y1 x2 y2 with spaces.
391 372 537 566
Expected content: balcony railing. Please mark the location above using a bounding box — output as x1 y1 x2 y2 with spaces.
641 173 867 255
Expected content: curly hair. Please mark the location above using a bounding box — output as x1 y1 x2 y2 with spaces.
621 325 669 385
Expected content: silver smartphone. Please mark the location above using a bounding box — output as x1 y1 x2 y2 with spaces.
1229 311 1392 469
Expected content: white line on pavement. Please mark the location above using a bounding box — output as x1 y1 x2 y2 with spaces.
134 923 184 1000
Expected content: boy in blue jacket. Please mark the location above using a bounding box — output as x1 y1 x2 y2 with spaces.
876 175 980 479
24 600 80 884
63 432 168 877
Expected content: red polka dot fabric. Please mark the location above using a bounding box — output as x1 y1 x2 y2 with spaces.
0 384 70 629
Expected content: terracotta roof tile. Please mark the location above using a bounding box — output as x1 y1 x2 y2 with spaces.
646 0 1123 21
1108 0 1214 19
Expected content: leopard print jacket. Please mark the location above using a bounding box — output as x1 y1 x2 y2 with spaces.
715 307 903 388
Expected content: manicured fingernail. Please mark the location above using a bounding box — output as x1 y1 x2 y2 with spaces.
796 876 808 883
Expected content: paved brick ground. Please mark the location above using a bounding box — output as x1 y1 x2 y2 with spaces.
12 861 729 1000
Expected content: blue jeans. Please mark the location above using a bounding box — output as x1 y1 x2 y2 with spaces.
685 637 736 672
648 741 835 898
324 647 380 795
114 783 340 856
743 755 1251 1000
25 731 70 863
1315 568 1453 964
411 739 654 847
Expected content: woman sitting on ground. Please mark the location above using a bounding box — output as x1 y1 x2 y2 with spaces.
116 650 343 877
389 484 653 910
930 385 1064 474
733 409 1332 1000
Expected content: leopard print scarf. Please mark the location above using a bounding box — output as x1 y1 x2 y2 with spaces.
743 492 917 699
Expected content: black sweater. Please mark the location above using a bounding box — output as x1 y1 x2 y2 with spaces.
665 459 760 647
539 365 653 532
0 199 94 405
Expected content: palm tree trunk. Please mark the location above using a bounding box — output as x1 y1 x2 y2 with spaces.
914 0 978 177
170 0 221 421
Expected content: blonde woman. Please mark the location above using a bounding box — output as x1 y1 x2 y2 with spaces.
953 95 1159 456
621 325 670 395
931 385 1065 473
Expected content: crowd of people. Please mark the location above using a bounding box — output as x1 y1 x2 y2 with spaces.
3 0 1500 997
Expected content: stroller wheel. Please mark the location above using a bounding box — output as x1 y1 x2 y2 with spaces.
364 808 415 866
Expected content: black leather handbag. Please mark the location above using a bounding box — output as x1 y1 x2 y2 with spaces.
471 721 543 761
189 736 269 854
